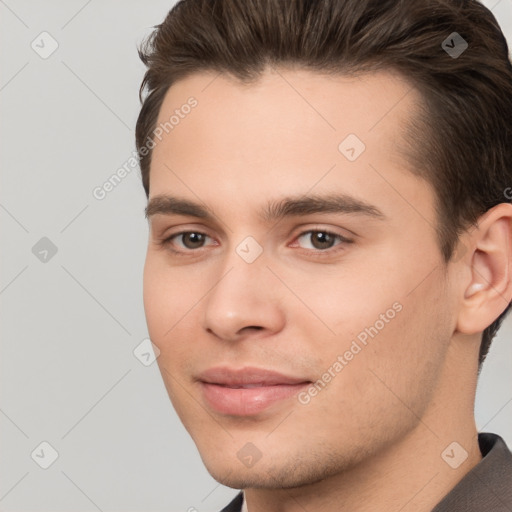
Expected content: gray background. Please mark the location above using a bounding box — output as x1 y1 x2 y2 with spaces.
1 1 511 511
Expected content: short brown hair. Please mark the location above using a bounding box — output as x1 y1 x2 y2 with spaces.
136 0 512 368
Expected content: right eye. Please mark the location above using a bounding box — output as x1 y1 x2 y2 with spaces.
161 231 216 255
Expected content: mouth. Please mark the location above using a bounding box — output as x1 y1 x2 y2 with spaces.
197 366 312 416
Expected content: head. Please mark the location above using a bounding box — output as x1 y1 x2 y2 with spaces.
137 0 512 490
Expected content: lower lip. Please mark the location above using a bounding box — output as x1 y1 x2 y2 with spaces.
200 382 310 416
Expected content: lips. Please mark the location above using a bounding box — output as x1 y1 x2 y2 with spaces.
198 366 310 387
197 366 311 416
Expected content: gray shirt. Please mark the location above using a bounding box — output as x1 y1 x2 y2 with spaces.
220 433 512 512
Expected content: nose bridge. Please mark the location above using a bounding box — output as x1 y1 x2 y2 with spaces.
215 233 270 296
202 238 284 339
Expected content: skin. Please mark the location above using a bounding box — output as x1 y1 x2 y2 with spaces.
143 67 512 512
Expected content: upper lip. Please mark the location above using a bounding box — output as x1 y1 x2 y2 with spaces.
198 366 311 387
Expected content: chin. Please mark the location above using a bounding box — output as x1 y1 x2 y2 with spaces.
199 449 356 490
204 464 303 490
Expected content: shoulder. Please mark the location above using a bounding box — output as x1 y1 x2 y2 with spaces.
433 433 512 512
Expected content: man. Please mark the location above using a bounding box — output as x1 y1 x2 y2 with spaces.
136 0 512 510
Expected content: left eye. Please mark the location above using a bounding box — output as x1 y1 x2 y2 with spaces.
295 230 348 251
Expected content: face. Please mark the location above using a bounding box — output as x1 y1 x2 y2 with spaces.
143 68 458 489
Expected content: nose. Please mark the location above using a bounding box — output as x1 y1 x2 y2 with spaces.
202 251 286 342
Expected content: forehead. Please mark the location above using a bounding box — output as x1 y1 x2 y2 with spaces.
148 67 433 226
153 67 417 158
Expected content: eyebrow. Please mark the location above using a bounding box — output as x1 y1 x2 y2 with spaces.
145 193 385 223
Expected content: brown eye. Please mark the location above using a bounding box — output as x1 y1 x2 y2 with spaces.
176 232 208 249
297 230 342 251
311 232 336 250
160 230 218 257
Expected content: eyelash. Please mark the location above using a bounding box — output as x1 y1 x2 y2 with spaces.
159 229 353 258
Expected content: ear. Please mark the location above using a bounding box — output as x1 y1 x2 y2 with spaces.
456 203 512 335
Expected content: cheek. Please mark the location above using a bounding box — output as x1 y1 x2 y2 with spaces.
143 259 203 420
278 261 399 347
289 261 451 404
142 255 201 350
291 299 449 450
347 275 452 416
